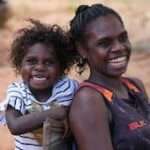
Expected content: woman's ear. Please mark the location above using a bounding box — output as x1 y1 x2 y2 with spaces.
76 42 88 59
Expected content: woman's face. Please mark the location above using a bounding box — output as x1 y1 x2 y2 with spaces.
82 14 131 78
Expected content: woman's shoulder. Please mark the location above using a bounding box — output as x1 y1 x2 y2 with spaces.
70 81 110 125
73 82 107 108
77 82 102 95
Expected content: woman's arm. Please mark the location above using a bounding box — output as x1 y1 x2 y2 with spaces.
69 87 113 150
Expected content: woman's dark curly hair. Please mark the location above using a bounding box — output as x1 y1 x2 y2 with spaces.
10 19 76 74
69 4 124 73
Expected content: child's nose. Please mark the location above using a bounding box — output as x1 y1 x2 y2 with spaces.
35 62 45 71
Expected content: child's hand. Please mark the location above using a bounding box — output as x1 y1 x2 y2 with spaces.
63 118 71 138
44 117 64 133
43 117 70 138
44 106 71 137
48 105 68 120
43 117 71 149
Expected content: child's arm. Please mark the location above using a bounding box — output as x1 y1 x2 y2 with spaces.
6 105 67 135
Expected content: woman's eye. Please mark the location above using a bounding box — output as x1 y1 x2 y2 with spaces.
119 32 128 43
45 60 55 66
98 39 112 48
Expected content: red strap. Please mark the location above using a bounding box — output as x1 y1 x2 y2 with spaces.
80 82 113 102
80 78 140 102
121 78 140 93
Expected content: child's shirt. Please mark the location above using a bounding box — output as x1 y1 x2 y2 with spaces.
5 76 79 150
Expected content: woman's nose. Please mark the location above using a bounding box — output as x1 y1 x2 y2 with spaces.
111 40 125 52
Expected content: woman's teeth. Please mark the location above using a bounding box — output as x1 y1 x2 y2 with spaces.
109 56 127 63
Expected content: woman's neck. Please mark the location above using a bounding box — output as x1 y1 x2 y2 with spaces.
89 71 129 99
89 71 123 90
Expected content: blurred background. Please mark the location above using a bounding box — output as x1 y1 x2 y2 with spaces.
0 0 149 149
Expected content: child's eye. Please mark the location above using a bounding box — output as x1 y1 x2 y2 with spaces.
26 58 37 65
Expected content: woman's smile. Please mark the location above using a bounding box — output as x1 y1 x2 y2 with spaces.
108 55 128 68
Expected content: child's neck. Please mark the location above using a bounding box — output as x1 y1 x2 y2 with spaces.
30 88 52 102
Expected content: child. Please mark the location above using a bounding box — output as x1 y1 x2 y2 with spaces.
69 4 150 150
5 19 78 150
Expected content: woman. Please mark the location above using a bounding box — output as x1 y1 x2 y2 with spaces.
69 4 150 150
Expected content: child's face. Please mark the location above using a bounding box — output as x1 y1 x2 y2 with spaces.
82 14 131 78
20 43 61 91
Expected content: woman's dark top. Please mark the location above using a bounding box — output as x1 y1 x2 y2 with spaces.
80 78 150 150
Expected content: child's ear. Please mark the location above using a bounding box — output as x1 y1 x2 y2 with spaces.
76 43 88 59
